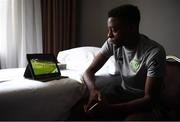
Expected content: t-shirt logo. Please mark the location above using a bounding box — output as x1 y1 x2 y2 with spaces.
130 59 140 72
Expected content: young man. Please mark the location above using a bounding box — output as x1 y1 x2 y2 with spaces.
83 4 166 120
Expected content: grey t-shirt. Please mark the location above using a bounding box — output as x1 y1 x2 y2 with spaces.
100 34 166 95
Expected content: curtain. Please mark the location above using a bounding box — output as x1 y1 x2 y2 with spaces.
41 0 77 56
0 0 42 69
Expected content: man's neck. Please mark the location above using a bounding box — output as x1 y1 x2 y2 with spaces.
124 33 140 50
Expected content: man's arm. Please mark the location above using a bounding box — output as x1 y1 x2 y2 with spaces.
111 76 162 113
83 52 108 91
83 52 109 111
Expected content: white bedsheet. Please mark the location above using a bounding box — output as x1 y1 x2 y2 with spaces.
0 68 85 120
61 69 83 83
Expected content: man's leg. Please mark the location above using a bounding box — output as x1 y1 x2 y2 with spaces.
68 75 139 120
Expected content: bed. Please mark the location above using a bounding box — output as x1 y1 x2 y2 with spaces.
0 47 119 120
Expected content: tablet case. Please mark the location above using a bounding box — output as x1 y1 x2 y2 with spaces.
24 64 34 79
24 54 61 81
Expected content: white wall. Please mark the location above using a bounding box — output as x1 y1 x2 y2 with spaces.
78 0 180 57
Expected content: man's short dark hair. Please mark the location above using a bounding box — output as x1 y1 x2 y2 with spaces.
108 4 140 26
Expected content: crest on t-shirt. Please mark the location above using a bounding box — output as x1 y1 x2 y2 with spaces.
130 59 140 72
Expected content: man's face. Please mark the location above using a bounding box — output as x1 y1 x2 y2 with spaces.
107 17 129 46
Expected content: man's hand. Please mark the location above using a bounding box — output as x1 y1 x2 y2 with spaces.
84 89 102 113
82 52 109 112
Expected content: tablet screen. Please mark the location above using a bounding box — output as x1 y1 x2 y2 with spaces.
26 54 61 80
31 59 58 75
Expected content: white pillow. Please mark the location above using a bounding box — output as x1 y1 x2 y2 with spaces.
57 46 118 75
57 47 100 71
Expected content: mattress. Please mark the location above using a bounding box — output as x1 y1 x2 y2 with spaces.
0 68 85 120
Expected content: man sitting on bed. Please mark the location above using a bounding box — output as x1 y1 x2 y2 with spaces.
83 4 166 120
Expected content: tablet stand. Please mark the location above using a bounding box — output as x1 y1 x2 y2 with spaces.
24 64 34 79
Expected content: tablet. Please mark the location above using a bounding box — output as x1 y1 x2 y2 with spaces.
24 54 61 81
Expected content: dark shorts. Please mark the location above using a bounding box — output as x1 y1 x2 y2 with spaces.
94 76 167 120
72 75 167 121
94 75 143 103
